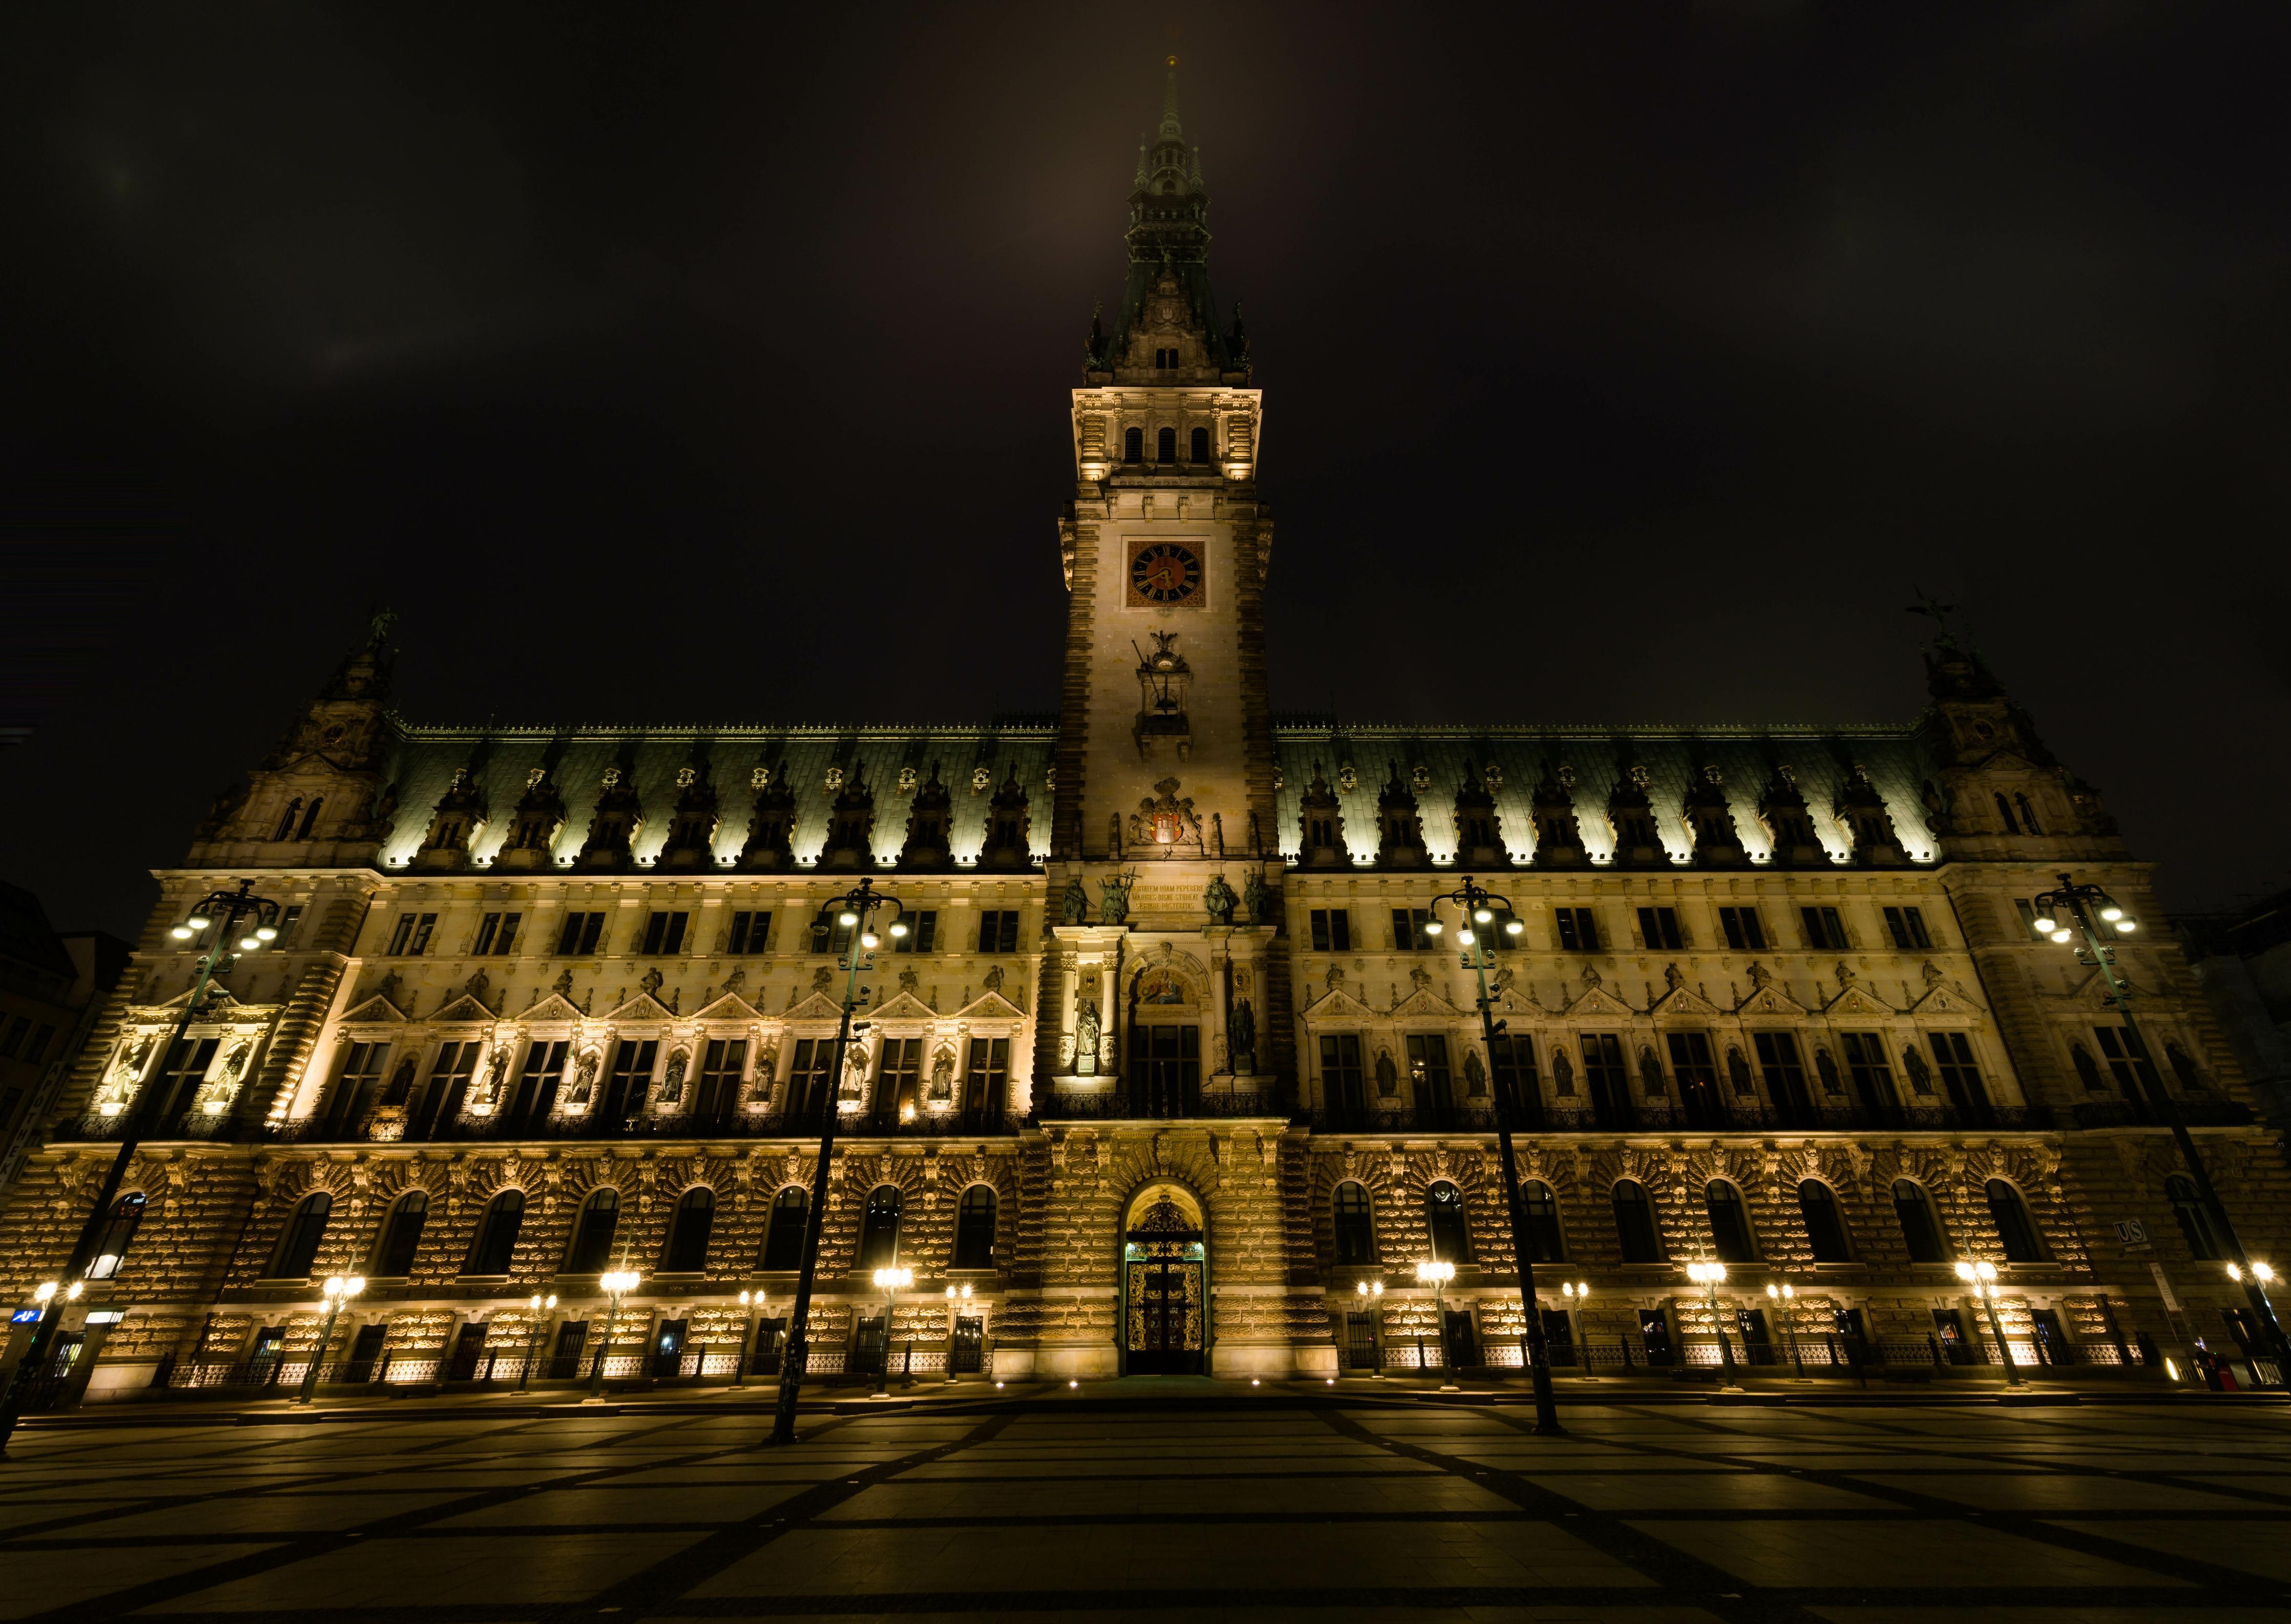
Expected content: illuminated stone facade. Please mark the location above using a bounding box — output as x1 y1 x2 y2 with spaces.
8 68 2286 1393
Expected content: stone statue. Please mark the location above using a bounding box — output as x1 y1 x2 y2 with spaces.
661 1048 689 1103
1097 873 1131 925
1726 1045 1756 1096
551 967 575 1000
374 967 403 1009
1551 1047 1575 1096
1324 964 1346 993
1921 960 1944 989
1374 1048 1399 1098
1491 966 1515 995
1835 961 1858 990
1662 963 1684 993
1463 1048 1488 1097
840 1043 869 1100
1580 963 1603 990
810 965 834 994
929 1047 955 1102
983 963 1005 994
720 966 747 998
1075 998 1102 1070
1060 874 1090 924
1815 1045 1844 1096
569 1049 600 1105
1241 868 1269 925
1745 962 1772 992
1227 998 1256 1074
1408 964 1433 994
464 966 491 1005
1901 1047 1935 1095
1639 1045 1666 1095
1202 873 1237 924
638 966 665 1002
898 967 920 997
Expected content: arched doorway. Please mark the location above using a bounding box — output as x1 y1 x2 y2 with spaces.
1121 1184 1207 1375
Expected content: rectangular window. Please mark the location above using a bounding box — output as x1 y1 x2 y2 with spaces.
2095 1026 2160 1094
1405 1032 1452 1093
472 912 522 956
276 904 304 946
23 1024 54 1064
696 1039 747 1114
810 917 856 956
1801 905 1848 951
1840 1032 1895 1101
642 912 689 955
977 910 1021 953
386 914 415 956
1637 906 1683 950
879 1037 924 1113
0 1018 25 1059
1930 1031 1985 1102
1717 906 1765 951
964 1037 1010 1112
1580 1032 1628 1096
409 913 437 955
1884 905 1933 950
1554 907 1600 952
328 1041 390 1125
893 911 938 953
1753 1032 1806 1096
789 1038 835 1107
1309 908 1352 953
1490 1034 1537 1104
1391 908 1433 951
556 912 606 956
728 910 772 955
1320 1033 1367 1106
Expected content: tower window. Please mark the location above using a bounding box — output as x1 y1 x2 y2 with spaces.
1157 427 1176 464
977 910 1021 953
1554 907 1599 952
1309 909 1351 952
1801 905 1849 950
1883 905 1933 949
1123 427 1143 463
1718 907 1765 950
556 912 607 956
1190 426 1210 462
1636 907 1683 950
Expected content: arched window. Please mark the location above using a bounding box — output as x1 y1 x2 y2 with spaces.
565 1188 620 1275
466 1189 524 1276
1984 1179 2045 1263
273 798 302 842
662 1187 714 1273
1993 791 2018 833
1891 1178 1949 1263
297 797 324 839
1612 1179 1664 1263
87 1192 146 1280
1332 1180 1374 1264
761 1187 809 1271
1156 426 1176 464
1189 426 1210 462
1704 1180 1756 1263
953 1186 996 1270
2165 1174 2221 1260
268 1192 332 1280
1797 1179 1852 1263
858 1185 903 1269
1123 427 1143 463
1521 1180 1565 1263
370 1191 428 1277
1424 1180 1470 1263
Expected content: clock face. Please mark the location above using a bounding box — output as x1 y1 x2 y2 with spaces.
1128 541 1203 607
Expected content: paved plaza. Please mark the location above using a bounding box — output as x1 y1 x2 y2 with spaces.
0 1394 2285 1620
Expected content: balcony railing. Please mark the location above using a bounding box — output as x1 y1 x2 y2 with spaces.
1036 1089 1285 1122
1308 1100 2056 1134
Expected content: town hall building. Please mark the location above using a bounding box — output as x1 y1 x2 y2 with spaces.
7 67 2284 1397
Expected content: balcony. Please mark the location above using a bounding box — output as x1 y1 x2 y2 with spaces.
1307 1100 2056 1135
1036 1089 1285 1122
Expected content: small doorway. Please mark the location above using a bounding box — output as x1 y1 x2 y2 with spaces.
654 1318 688 1378
950 1316 984 1374
551 1320 590 1379
1932 1308 1976 1364
850 1316 885 1377
1121 1187 1207 1374
752 1317 786 1375
1540 1308 1575 1366
1344 1311 1381 1372
445 1324 488 1381
1639 1309 1674 1367
247 1326 286 1384
1736 1306 1772 1364
2028 1309 2070 1366
345 1323 388 1382
1442 1309 1480 1372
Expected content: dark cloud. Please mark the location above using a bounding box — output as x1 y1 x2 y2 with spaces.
3 1 2287 934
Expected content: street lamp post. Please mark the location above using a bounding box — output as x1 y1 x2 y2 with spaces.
294 1275 365 1406
943 1282 971 1384
2225 1262 2280 1378
2033 874 2291 1370
1354 1278 1385 1377
1424 879 1564 1435
870 1267 912 1400
772 879 905 1446
1415 1259 1459 1391
1560 1281 1594 1380
1954 1259 2023 1386
517 1294 556 1393
0 879 282 1452
731 1290 760 1391
1766 1282 1806 1380
1686 1262 1741 1390
588 1270 640 1402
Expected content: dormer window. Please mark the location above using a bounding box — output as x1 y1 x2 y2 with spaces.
1155 347 1178 369
1123 427 1142 463
273 798 302 841
1190 426 1209 461
1157 427 1176 464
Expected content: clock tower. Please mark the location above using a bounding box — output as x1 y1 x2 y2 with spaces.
1052 59 1273 871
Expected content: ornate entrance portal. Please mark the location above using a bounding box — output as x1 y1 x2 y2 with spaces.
1121 1186 1206 1375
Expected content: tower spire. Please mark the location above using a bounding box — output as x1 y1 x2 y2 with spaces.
1160 54 1183 139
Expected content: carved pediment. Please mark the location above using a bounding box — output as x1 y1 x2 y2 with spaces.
689 993 762 1023
1650 984 1723 1019
781 991 846 1023
595 992 675 1024
1908 982 1986 1018
867 990 938 1023
1823 984 1898 1018
1389 986 1463 1019
517 993 584 1024
949 989 1026 1022
337 995 409 1024
1301 986 1380 1023
429 993 496 1025
1734 982 1805 1018
1563 984 1637 1019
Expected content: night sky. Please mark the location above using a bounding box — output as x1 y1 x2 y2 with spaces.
6 3 2287 938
